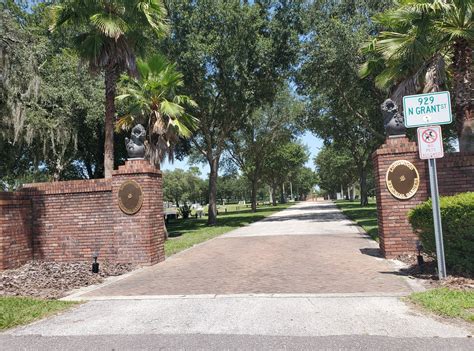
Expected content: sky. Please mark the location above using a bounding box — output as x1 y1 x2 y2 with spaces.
161 132 323 177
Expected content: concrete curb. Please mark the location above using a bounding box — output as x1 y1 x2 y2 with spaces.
65 292 410 302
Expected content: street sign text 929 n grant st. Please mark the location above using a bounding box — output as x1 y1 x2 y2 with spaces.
403 91 452 128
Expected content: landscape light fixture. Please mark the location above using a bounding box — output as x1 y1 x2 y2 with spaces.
92 253 99 274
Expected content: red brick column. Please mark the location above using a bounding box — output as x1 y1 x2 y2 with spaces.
0 193 33 270
112 160 165 265
372 136 429 258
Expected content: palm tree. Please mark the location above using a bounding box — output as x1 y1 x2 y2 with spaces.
116 54 198 167
50 0 168 177
360 0 473 151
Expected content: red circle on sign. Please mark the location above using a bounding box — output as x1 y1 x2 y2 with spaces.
422 129 438 143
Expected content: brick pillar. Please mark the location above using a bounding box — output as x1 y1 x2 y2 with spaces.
372 136 429 258
0 193 33 270
112 160 165 265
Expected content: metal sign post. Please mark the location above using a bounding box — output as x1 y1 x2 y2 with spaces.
416 125 447 279
427 158 447 279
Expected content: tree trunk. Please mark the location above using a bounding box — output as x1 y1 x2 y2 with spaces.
53 156 64 182
250 178 258 212
280 183 286 204
207 157 219 225
359 167 368 206
452 39 474 152
271 186 277 206
104 67 118 178
85 161 94 179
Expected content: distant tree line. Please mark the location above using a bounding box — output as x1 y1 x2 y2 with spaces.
2 0 471 215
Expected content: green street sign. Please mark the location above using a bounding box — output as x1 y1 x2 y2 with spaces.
403 91 452 128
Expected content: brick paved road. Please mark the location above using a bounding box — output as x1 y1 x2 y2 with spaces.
81 201 411 297
9 202 471 348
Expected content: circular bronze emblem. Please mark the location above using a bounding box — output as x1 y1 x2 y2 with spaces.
118 180 143 215
386 160 420 200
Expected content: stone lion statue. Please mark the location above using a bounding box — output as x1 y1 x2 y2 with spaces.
381 99 406 136
125 124 146 159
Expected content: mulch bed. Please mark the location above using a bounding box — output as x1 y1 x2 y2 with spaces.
0 261 135 299
396 254 474 291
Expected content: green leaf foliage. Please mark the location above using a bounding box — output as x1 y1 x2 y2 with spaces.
261 141 309 192
163 168 206 206
50 0 168 73
359 0 473 149
117 54 198 166
162 0 303 223
1 5 110 184
298 0 388 205
408 192 474 275
314 145 358 196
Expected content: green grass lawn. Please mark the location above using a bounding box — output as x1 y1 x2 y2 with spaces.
335 199 378 241
0 296 78 330
165 203 295 256
409 288 474 322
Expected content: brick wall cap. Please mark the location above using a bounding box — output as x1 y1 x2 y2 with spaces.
20 178 111 195
113 160 162 177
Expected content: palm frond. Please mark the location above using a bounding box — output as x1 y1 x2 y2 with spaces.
116 115 135 131
136 59 151 80
161 100 184 118
135 0 169 36
74 31 104 71
400 0 454 13
115 93 132 101
90 13 129 39
374 66 401 90
169 116 193 138
146 54 170 76
435 18 474 41
173 95 198 108
358 57 385 79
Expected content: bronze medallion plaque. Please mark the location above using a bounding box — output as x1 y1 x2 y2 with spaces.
118 180 143 215
386 160 420 200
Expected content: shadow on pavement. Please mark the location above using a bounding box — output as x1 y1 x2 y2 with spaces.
262 211 349 222
359 247 383 258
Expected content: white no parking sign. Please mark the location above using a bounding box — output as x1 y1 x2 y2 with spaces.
417 126 444 160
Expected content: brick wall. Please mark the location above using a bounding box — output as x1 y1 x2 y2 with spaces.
0 192 33 270
0 160 165 270
21 179 115 262
438 153 474 195
373 136 474 257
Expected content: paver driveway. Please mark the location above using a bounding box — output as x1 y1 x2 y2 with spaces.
80 201 411 298
6 201 473 349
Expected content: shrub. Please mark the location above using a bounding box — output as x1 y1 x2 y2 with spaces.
408 192 474 275
178 204 192 220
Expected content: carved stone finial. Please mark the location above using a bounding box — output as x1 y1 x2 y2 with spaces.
381 99 406 137
125 124 146 159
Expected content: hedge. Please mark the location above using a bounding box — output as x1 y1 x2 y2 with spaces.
408 192 474 275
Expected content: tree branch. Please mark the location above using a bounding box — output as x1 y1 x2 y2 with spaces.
334 82 385 141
